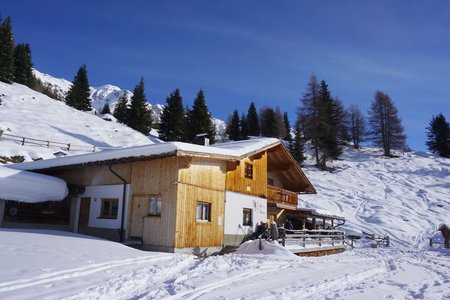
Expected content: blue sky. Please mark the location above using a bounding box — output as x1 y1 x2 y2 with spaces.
2 1 450 151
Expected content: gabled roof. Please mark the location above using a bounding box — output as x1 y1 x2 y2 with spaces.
10 138 281 171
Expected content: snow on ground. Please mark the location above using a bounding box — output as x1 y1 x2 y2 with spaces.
0 82 153 161
0 146 448 299
0 229 448 299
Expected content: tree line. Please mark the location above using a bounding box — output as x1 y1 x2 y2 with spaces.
2 14 448 160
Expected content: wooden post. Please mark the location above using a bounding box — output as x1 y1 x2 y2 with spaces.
323 218 326 229
47 141 50 148
302 218 306 229
312 218 316 230
22 137 25 146
331 219 334 229
67 143 71 151
429 238 433 247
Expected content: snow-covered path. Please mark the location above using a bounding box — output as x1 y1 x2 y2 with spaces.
0 229 448 299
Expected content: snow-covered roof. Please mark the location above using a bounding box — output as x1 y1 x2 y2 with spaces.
0 166 68 202
9 138 281 171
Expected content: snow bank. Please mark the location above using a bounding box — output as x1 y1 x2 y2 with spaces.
0 166 67 202
235 240 297 258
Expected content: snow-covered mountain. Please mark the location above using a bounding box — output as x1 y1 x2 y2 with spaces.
32 69 226 137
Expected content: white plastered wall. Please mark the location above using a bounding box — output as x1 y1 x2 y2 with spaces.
77 184 130 230
224 191 267 236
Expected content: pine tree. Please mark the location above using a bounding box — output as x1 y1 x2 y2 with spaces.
283 112 292 141
226 110 241 141
240 113 249 140
0 16 15 83
298 74 321 166
185 89 216 144
13 43 34 87
127 78 153 135
426 113 450 158
247 102 260 136
260 107 277 137
65 65 91 111
100 101 111 114
333 96 350 145
348 104 366 149
113 94 129 124
274 106 287 138
290 119 306 165
368 91 407 156
158 88 185 141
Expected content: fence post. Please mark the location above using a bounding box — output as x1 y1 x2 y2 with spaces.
47 141 50 148
22 137 25 146
93 146 96 152
67 143 71 151
0 129 3 140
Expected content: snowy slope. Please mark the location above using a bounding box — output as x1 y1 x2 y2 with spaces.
0 81 153 161
301 146 450 249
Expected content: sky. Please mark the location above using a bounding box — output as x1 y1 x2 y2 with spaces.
2 0 449 151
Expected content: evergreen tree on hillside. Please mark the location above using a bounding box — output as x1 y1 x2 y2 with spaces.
274 106 287 138
13 43 34 87
426 113 450 158
113 94 129 124
240 113 249 140
290 119 306 165
247 102 260 136
348 104 366 149
333 96 350 145
65 65 91 111
298 74 321 166
158 88 185 141
226 110 241 141
100 101 111 114
283 112 292 141
260 107 277 137
185 89 216 144
368 91 406 156
127 78 153 135
0 16 15 83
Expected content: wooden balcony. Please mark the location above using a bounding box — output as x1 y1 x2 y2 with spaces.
267 185 298 208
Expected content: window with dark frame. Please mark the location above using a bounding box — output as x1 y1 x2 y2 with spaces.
148 195 162 216
243 208 253 226
244 162 253 179
100 198 119 219
196 201 211 222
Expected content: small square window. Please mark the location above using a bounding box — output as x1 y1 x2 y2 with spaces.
243 208 253 226
196 201 211 222
244 162 253 179
100 198 119 219
149 195 162 216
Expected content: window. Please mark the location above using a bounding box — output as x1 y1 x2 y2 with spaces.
100 198 119 219
196 201 211 222
148 195 162 216
243 208 253 226
244 162 253 179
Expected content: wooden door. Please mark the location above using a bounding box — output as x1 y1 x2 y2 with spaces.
78 197 91 233
129 195 149 238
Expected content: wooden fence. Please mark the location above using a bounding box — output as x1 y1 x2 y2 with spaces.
0 131 96 152
279 229 346 251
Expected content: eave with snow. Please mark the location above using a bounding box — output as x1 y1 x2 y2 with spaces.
4 138 318 254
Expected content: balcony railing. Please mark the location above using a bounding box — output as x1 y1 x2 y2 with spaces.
267 185 298 206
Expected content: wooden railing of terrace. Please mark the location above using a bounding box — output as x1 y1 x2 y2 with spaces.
267 185 298 206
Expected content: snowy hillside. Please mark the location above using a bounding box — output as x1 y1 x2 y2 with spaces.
0 149 448 299
0 81 153 161
302 147 449 248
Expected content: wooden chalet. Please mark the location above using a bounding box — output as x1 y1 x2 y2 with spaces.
2 138 333 255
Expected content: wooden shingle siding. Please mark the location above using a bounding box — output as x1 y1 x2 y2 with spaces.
176 159 226 248
225 152 267 198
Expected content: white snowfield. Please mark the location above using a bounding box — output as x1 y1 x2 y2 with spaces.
0 147 448 299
